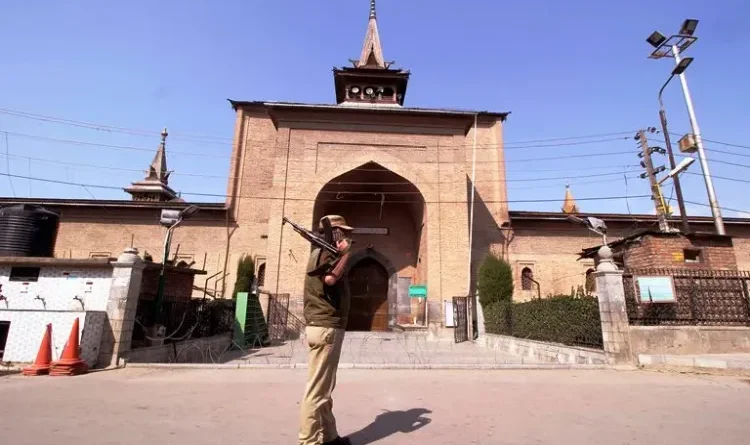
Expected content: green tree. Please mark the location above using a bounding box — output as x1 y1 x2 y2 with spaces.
232 254 255 299
477 253 514 307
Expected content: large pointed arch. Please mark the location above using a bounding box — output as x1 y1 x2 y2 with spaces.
312 162 428 331
309 152 435 203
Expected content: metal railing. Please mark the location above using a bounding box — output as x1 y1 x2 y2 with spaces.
623 268 750 326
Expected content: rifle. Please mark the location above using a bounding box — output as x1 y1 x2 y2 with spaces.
282 217 338 256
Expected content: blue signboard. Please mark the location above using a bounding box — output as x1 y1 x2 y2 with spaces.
636 276 675 303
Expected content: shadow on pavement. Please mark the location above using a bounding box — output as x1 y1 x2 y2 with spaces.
347 408 432 445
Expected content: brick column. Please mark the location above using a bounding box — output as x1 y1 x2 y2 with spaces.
98 247 145 368
593 246 633 366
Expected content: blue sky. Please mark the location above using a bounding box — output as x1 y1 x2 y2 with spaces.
1 0 748 217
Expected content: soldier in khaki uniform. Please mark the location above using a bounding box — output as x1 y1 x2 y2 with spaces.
298 215 353 445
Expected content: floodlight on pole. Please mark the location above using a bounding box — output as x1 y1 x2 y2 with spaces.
672 57 693 75
154 205 200 327
647 31 667 48
646 18 726 235
659 157 695 185
679 19 699 36
566 214 608 245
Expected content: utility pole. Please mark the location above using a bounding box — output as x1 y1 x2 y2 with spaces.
671 45 725 235
646 19 726 235
636 129 670 232
658 78 690 233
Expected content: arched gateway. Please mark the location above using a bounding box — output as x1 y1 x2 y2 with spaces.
312 162 427 331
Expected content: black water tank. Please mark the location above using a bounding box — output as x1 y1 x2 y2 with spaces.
0 204 60 257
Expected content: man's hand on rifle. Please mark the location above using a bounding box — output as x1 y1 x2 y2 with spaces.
335 238 350 254
323 238 351 286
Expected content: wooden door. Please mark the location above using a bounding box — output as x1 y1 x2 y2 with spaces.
346 258 389 331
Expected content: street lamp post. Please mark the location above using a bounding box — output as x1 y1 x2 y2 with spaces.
646 19 726 235
658 70 690 233
154 205 199 327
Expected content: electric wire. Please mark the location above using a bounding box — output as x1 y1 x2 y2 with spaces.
0 171 652 205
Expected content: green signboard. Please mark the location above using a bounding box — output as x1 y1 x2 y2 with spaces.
409 285 427 298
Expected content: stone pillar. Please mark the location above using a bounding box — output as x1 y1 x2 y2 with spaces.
98 247 145 368
593 246 633 366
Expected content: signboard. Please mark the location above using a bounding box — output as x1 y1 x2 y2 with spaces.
409 285 427 298
444 299 455 327
352 227 389 235
636 276 676 303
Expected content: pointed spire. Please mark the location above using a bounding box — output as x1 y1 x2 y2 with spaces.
562 184 580 214
356 0 386 69
124 126 177 202
146 127 170 184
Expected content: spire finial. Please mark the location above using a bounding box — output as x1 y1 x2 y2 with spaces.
160 127 168 145
562 184 580 214
370 0 376 19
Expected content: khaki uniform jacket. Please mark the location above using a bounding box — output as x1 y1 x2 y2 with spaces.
303 247 351 329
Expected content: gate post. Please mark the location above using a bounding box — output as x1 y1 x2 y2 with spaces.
593 246 634 366
99 247 145 368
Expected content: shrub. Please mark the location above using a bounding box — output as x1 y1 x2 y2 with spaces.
232 254 255 299
484 295 603 348
476 253 514 307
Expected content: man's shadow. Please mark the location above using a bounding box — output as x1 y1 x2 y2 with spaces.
346 408 432 445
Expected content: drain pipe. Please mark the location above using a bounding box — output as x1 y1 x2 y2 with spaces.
468 113 477 292
467 114 478 336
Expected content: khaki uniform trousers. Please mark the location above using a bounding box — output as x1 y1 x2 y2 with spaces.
298 325 346 445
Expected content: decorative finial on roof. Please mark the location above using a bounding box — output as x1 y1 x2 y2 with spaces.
356 0 385 68
147 127 170 184
562 184 580 214
124 125 177 202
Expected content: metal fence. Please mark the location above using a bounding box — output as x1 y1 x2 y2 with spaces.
623 268 750 326
266 293 306 343
453 296 469 343
132 298 235 348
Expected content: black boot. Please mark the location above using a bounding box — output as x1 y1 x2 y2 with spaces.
322 436 351 445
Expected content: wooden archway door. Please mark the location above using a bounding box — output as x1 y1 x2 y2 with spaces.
346 257 389 331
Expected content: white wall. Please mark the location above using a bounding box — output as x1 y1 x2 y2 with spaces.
0 265 113 366
0 265 112 311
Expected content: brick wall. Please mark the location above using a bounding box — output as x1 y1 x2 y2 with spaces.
238 105 509 323
138 265 203 303
48 206 231 299
621 233 737 270
506 218 750 301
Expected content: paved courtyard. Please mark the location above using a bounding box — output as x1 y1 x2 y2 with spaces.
2 367 750 444
158 332 544 367
222 332 540 367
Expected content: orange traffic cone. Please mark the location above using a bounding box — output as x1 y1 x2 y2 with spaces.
50 318 88 376
22 324 52 376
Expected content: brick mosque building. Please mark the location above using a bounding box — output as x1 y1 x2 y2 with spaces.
2 2 750 332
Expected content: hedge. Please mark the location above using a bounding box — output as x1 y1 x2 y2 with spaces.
476 253 514 307
484 295 603 348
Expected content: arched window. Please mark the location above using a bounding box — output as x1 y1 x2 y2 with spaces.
585 268 596 293
257 263 266 287
521 267 534 291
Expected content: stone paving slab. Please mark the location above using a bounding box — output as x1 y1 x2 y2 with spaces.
150 332 543 367
227 333 541 366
